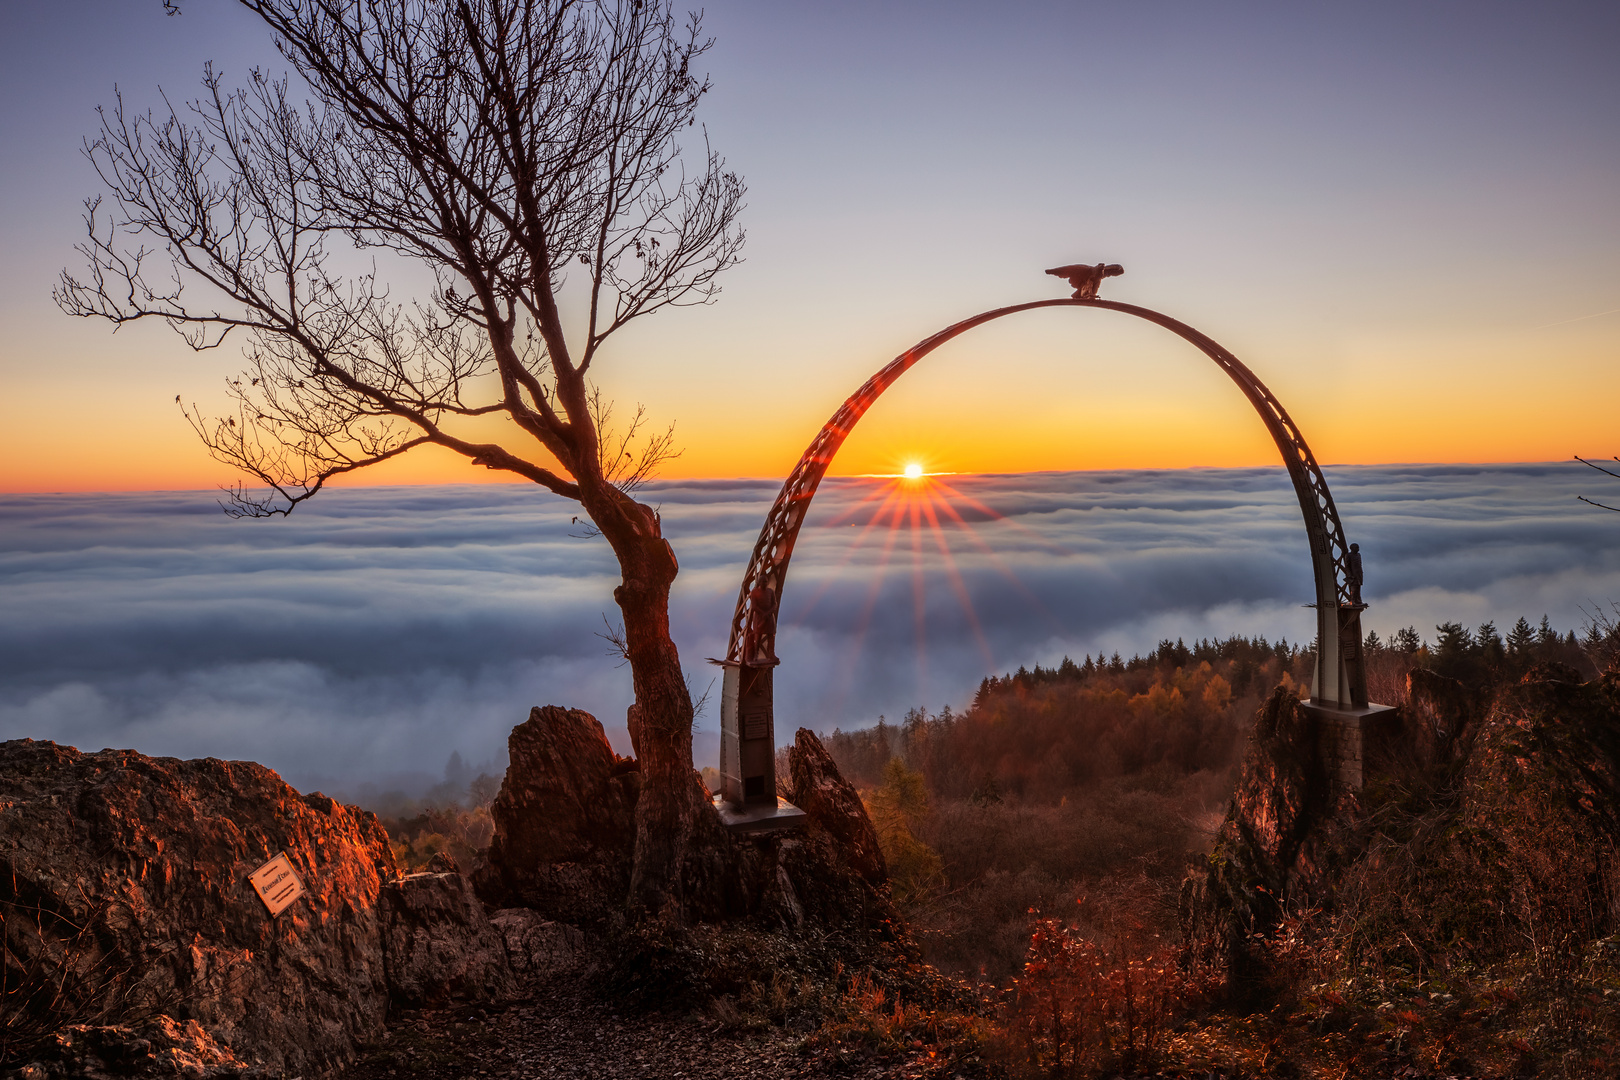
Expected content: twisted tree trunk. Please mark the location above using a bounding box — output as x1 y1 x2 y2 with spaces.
584 484 700 919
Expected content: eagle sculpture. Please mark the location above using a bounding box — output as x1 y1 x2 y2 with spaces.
1046 262 1124 299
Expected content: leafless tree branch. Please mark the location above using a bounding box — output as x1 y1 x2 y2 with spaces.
62 0 740 919
1576 456 1620 514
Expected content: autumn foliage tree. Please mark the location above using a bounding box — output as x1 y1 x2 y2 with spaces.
56 0 745 920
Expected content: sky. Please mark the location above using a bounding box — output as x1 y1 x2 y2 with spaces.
2 1 1619 492
1 4 1618 796
3 464 1617 797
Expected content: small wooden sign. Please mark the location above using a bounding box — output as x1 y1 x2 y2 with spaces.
248 852 306 916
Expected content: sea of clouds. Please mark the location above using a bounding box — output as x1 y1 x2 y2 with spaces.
3 463 1617 798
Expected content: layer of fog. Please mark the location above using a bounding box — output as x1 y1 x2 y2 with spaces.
2 464 1616 798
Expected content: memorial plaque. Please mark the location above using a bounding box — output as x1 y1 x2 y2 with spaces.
248 852 307 916
742 702 770 741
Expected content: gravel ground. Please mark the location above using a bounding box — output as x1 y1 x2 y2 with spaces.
337 977 956 1080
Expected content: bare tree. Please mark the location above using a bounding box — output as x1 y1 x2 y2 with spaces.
1577 455 1620 513
56 0 745 920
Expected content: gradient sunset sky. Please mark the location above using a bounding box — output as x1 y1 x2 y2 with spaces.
2 1 1617 493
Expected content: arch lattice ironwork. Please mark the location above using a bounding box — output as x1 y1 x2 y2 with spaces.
724 297 1368 711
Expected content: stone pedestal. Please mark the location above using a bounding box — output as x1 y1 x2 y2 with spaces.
1301 699 1397 792
710 794 807 835
714 659 807 832
719 660 781 806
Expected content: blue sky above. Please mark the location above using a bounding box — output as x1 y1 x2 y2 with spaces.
2 1 1618 488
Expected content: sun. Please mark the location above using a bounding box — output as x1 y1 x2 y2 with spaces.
902 462 924 480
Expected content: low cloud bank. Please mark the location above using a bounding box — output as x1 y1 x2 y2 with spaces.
2 464 1616 794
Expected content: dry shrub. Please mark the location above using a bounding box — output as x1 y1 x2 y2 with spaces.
1003 909 1194 1078
826 971 922 1050
913 775 1222 982
1364 646 1414 708
866 760 947 907
0 898 173 1069
380 804 494 871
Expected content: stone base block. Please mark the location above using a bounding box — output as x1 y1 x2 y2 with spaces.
1301 699 1397 792
711 794 807 835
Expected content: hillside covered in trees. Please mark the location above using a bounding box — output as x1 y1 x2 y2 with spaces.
812 618 1602 984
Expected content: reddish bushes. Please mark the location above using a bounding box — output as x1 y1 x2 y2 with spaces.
1004 899 1214 1078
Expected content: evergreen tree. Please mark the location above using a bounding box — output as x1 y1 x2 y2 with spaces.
1391 626 1422 653
1538 615 1558 647
1477 620 1506 670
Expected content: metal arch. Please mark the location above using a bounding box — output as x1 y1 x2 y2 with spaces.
725 297 1368 710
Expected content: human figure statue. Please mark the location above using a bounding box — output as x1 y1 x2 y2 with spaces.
1347 543 1364 605
1046 262 1124 299
743 583 778 664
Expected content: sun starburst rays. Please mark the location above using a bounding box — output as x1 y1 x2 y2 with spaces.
784 470 1052 714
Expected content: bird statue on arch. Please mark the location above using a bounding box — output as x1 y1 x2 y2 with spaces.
1046 262 1124 299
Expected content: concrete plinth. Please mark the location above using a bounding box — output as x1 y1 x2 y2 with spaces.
711 794 807 835
1301 699 1397 792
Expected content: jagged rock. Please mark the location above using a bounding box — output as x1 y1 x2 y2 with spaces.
1184 667 1620 1001
1178 688 1334 992
787 727 887 888
379 871 512 1007
656 729 903 970
670 728 895 936
12 1015 256 1079
472 706 641 926
489 908 590 977
0 739 394 1075
476 711 904 1001
1398 668 1483 772
0 739 515 1077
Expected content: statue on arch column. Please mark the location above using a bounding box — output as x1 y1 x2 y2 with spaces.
1347 543 1364 605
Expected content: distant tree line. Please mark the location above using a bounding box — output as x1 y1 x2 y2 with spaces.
821 613 1609 804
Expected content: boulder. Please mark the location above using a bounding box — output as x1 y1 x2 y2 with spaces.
472 706 640 926
379 872 512 1008
0 739 514 1077
0 739 394 1075
489 908 590 977
787 728 887 888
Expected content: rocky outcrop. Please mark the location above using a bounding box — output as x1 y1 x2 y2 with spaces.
1178 688 1335 990
0 739 515 1077
788 728 887 888
0 740 395 1075
378 871 511 1008
476 710 900 965
1184 667 1620 1000
1395 667 1484 773
609 735 909 1002
472 706 640 927
489 908 591 977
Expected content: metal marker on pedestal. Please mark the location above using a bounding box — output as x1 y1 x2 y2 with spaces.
714 267 1392 829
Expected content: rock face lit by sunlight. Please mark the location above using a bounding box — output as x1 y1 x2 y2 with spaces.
1 463 1617 794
